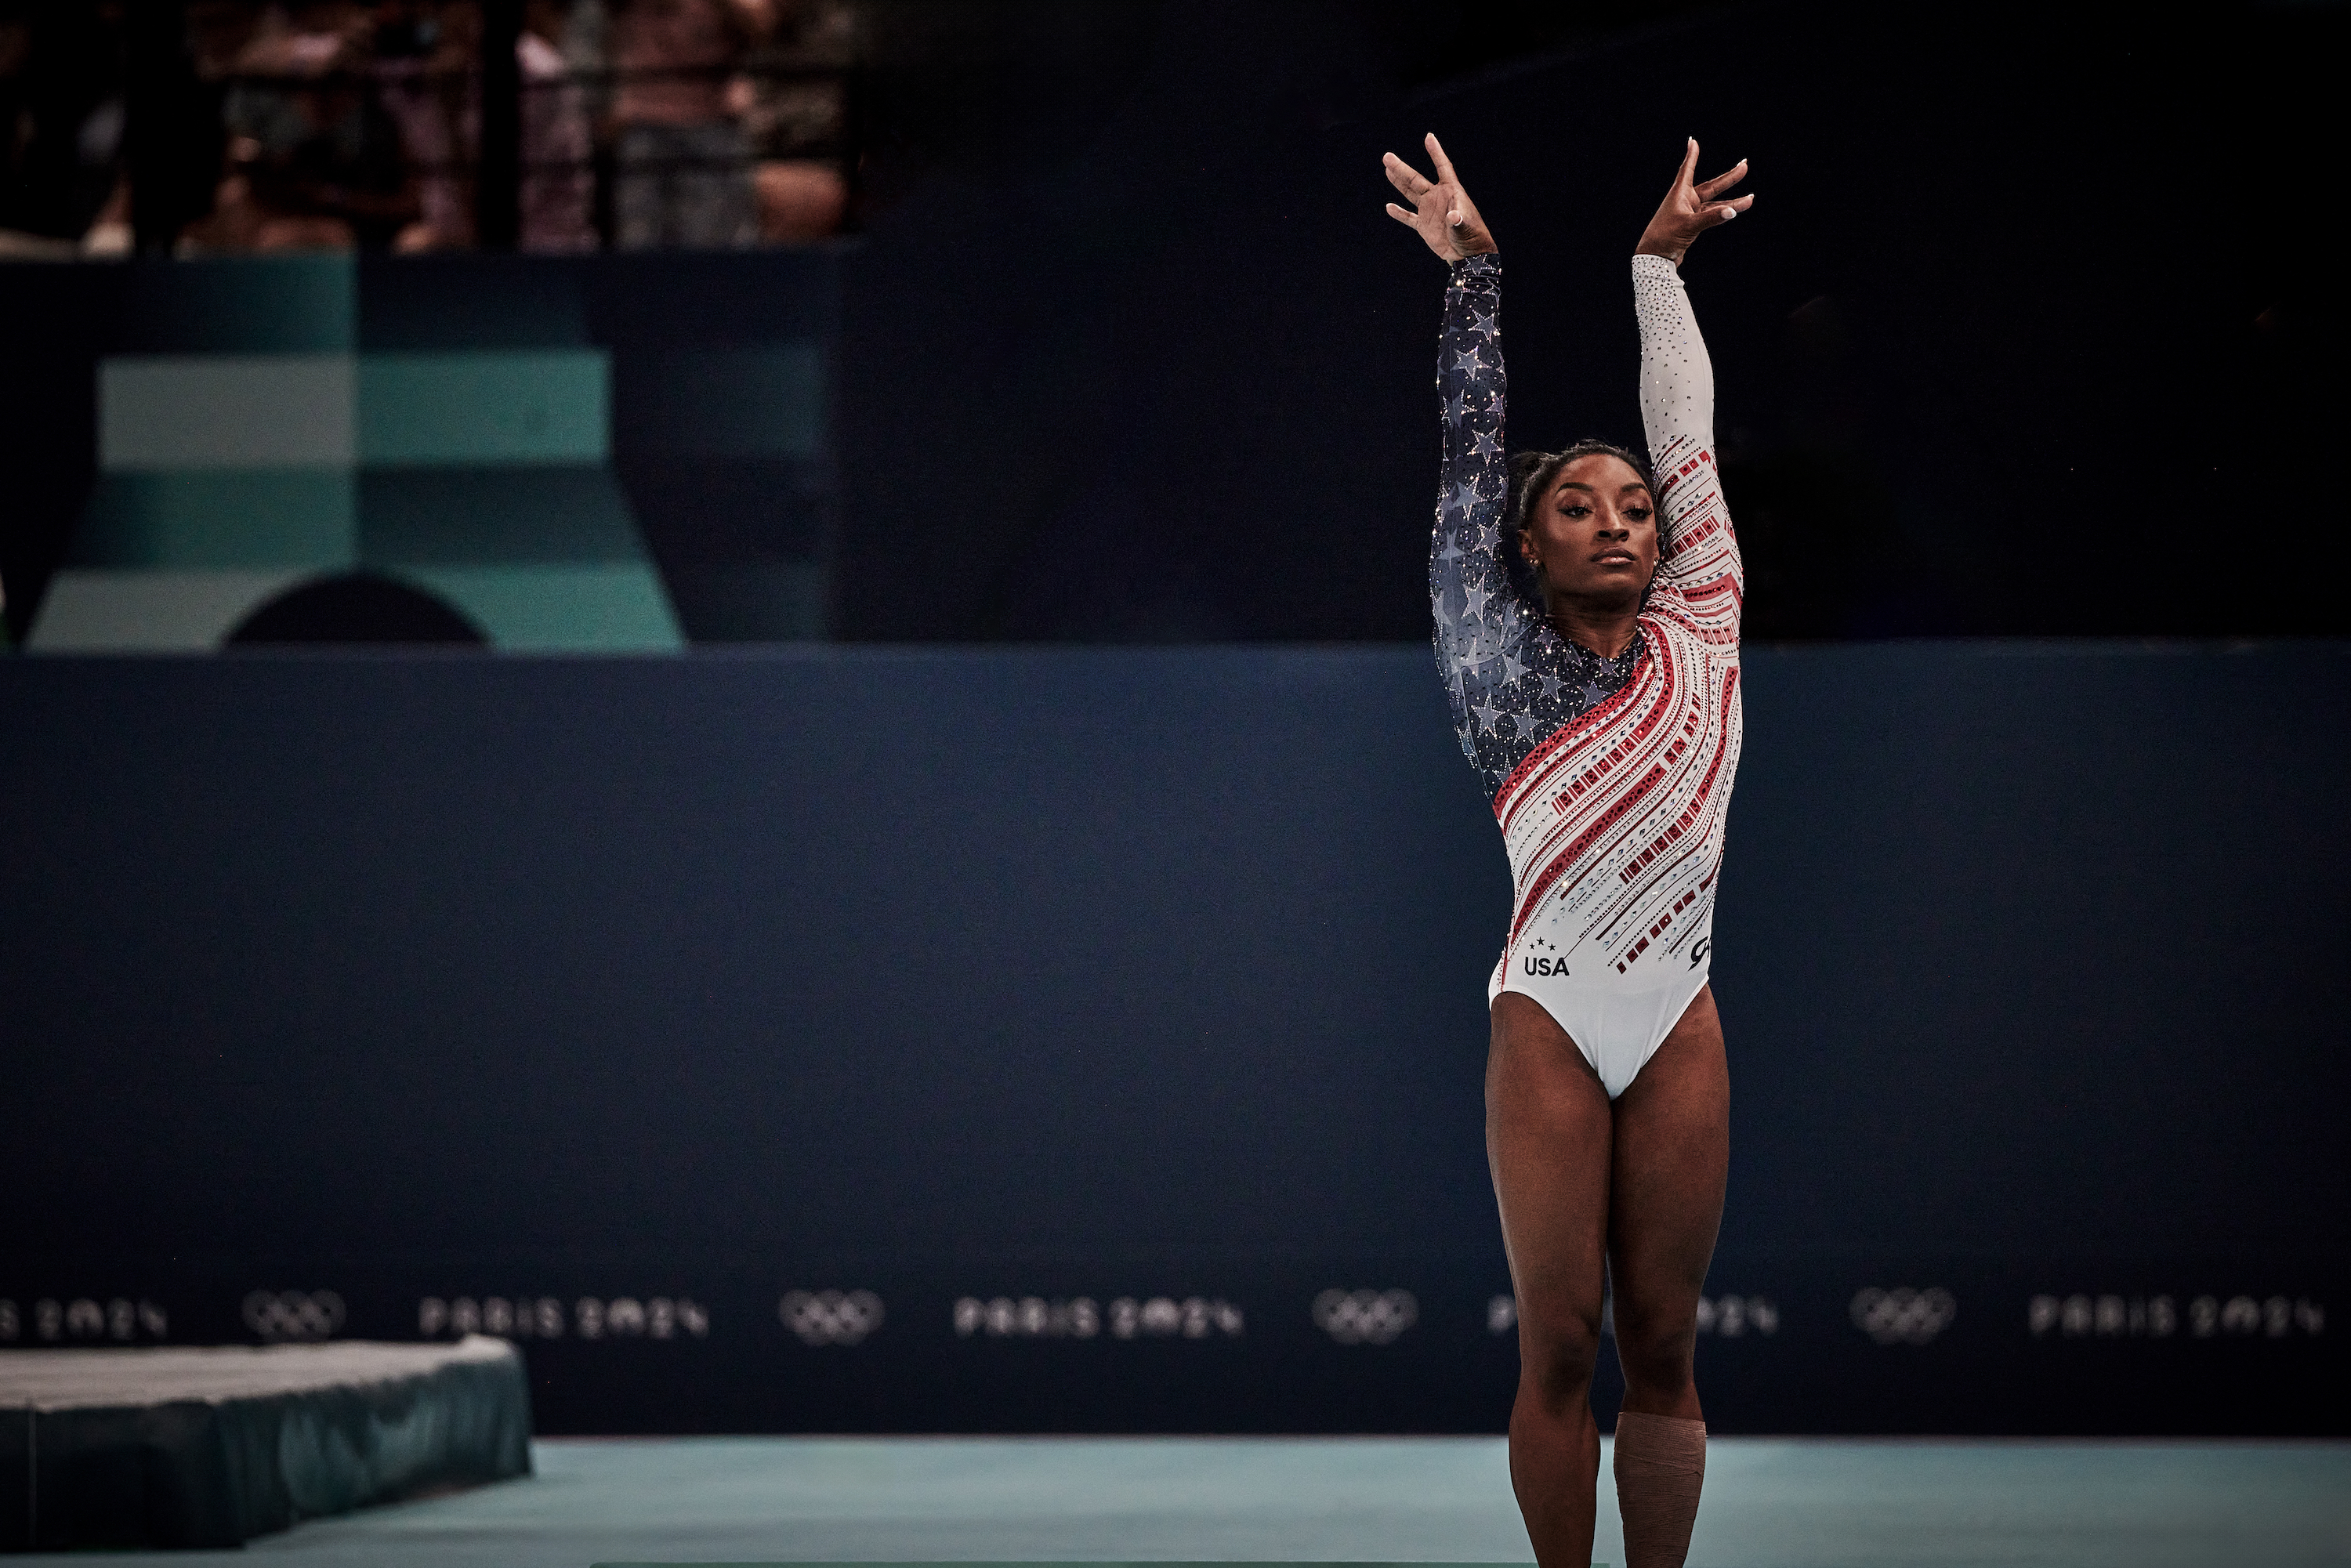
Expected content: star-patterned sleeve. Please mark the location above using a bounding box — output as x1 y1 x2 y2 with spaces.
1429 254 1544 775
1633 253 1742 646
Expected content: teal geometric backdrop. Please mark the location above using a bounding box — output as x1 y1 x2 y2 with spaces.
16 252 834 650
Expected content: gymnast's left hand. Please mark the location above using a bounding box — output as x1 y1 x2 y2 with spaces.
1635 139 1753 268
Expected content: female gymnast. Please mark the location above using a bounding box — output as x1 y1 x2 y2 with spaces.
1382 134 1751 1568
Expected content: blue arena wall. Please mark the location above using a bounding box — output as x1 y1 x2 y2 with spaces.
2 642 2345 1434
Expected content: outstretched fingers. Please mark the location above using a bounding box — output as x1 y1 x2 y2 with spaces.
1697 192 1754 227
1637 137 1754 258
1694 158 1748 201
1425 131 1458 185
1383 133 1493 258
1383 151 1433 201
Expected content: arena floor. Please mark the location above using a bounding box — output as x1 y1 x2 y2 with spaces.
23 1436 2346 1567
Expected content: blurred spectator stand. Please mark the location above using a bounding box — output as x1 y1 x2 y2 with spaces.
2 0 857 259
607 0 766 248
0 0 129 258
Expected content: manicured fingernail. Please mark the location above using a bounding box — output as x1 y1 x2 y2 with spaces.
1722 207 1737 219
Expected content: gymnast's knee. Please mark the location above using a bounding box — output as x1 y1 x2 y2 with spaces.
1518 1305 1605 1412
1611 1301 1698 1405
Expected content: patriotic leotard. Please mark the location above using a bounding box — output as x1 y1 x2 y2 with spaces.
1430 253 1743 1097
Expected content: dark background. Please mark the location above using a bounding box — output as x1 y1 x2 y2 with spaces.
3 643 2344 1433
831 0 2347 641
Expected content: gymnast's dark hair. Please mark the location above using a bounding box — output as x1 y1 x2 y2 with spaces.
1501 439 1665 603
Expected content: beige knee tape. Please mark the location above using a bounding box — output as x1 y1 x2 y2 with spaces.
1612 1410 1706 1568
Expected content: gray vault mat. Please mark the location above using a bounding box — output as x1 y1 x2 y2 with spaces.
0 1336 531 1550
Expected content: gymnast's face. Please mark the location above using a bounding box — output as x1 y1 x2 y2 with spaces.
1520 454 1658 609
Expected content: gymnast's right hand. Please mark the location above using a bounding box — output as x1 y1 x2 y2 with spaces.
1383 133 1496 263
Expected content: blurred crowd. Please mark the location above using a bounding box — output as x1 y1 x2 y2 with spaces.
0 0 855 257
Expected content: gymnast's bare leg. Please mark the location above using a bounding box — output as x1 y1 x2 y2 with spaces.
1487 987 1728 1568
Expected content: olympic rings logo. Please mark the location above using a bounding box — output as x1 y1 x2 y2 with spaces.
780 1290 884 1345
1694 1294 1780 1337
245 1290 346 1342
1313 1289 1418 1345
1849 1287 1956 1345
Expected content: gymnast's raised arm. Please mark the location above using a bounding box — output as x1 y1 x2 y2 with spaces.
1631 139 1750 645
1382 135 1535 741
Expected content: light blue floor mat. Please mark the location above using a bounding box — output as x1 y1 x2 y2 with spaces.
21 1436 2346 1567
